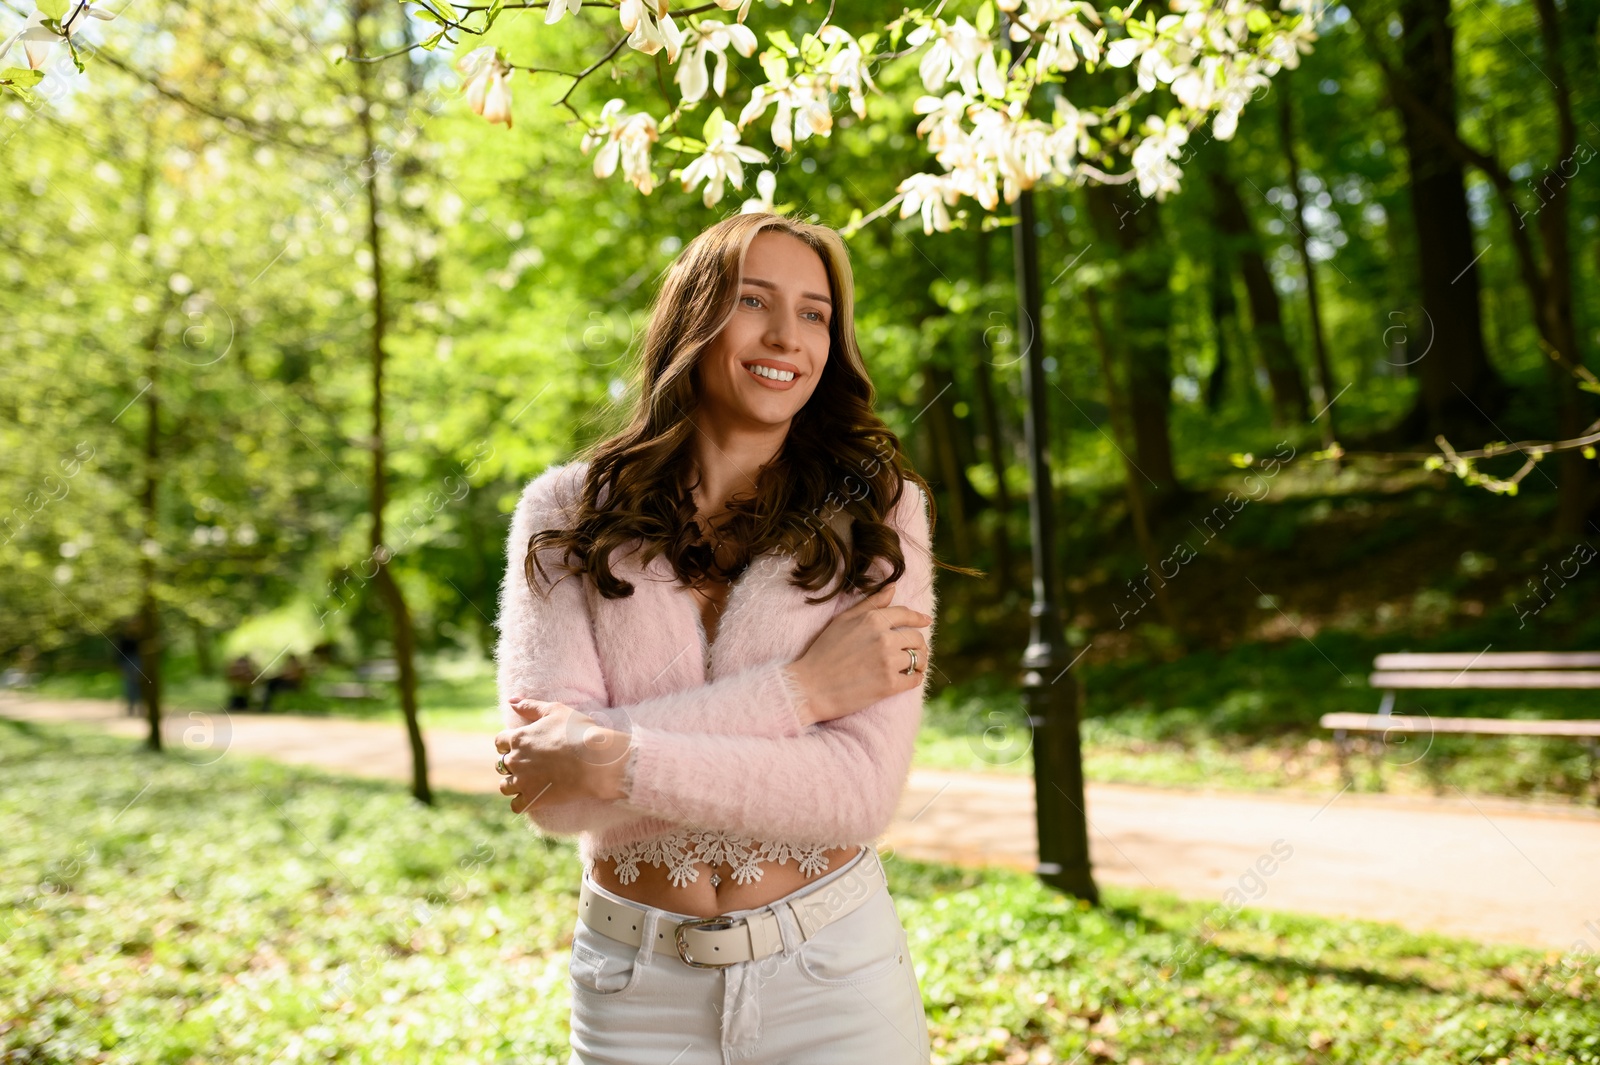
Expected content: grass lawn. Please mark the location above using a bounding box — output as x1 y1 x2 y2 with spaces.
3 719 1597 1064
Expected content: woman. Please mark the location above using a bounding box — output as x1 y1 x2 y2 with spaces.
493 212 962 1064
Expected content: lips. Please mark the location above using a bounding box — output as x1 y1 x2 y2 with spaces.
742 359 800 375
742 359 800 391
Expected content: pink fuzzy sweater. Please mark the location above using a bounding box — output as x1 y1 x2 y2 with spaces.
494 461 937 875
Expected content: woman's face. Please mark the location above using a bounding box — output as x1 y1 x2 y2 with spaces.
696 229 833 431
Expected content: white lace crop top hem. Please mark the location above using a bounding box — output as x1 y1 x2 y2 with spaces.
590 829 863 888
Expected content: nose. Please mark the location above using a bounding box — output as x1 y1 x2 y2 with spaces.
764 312 801 353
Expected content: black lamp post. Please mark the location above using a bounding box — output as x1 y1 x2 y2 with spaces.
1005 11 1099 903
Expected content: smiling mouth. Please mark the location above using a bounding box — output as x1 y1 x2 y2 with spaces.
743 363 798 382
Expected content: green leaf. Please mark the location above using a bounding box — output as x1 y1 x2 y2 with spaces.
1229 452 1254 468
759 51 789 82
35 0 69 21
661 136 705 153
420 28 447 50
766 29 798 56
1246 8 1273 33
703 106 726 142
484 0 504 30
1 66 44 87
976 1 994 37
413 6 445 26
799 32 825 66
431 0 459 21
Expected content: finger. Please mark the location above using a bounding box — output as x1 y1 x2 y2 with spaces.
494 732 512 754
841 581 897 614
880 605 933 628
508 699 545 721
499 776 517 796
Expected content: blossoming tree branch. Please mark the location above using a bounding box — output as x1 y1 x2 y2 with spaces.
360 0 1322 235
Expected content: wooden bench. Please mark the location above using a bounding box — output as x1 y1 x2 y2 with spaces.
1319 652 1600 803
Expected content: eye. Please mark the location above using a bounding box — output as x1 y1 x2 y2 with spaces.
741 295 763 308
803 310 826 323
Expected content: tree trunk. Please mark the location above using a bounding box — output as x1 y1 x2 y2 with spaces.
352 0 430 805
922 360 973 566
1083 184 1183 503
1391 0 1508 441
135 126 163 753
1083 285 1179 635
1204 242 1240 413
973 227 1016 596
1205 157 1310 428
1528 0 1598 536
190 616 213 677
1278 72 1341 459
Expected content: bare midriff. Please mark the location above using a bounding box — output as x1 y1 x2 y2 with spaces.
589 844 867 918
588 561 861 919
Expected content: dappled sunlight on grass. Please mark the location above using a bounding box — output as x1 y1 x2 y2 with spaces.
4 721 1596 1064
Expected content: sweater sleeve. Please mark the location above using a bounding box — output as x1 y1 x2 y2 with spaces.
494 463 814 838
618 481 937 846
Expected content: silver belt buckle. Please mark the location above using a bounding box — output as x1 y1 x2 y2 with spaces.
673 915 742 969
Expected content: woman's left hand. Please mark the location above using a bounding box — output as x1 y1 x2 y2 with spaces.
494 701 629 814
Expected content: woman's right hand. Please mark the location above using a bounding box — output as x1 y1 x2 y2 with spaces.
787 582 932 726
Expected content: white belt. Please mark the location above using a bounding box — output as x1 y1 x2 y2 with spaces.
577 847 885 969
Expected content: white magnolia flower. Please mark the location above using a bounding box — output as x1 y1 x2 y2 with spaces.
678 111 767 207
906 17 994 97
675 18 758 103
455 45 513 128
989 108 1054 200
897 172 961 234
1049 94 1100 170
740 169 778 214
923 121 1000 212
738 75 832 151
1130 114 1190 199
816 24 878 118
581 98 660 194
544 0 581 25
1265 27 1317 69
912 91 970 152
1211 61 1272 139
1104 36 1146 69
620 0 683 63
2 0 117 71
710 0 754 21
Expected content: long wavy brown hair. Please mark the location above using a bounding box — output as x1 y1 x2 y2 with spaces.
525 212 975 605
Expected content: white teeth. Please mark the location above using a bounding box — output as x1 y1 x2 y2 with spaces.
745 364 796 382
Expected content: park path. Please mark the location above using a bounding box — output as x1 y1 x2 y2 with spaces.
4 693 1597 952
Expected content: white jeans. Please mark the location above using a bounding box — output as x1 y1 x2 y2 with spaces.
567 845 930 1064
